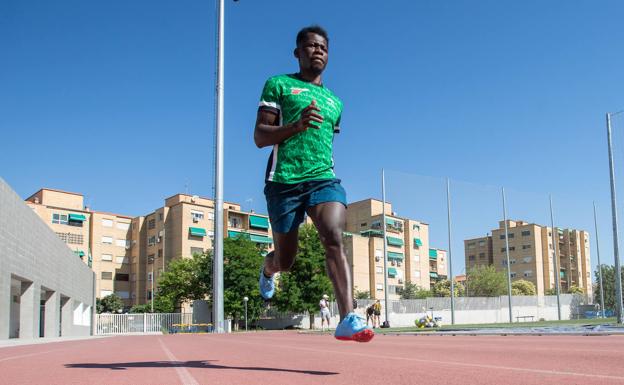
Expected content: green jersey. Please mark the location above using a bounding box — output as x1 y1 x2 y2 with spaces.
259 74 343 184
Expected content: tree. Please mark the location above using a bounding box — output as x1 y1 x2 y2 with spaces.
397 281 431 299
545 287 557 295
594 264 624 310
511 279 536 296
354 289 371 299
128 294 175 313
567 285 584 294
223 237 265 329
96 294 124 313
465 265 508 297
432 279 465 297
273 224 333 328
157 253 212 310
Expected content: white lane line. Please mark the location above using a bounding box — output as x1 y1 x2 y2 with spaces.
0 348 65 363
228 339 624 381
158 338 199 385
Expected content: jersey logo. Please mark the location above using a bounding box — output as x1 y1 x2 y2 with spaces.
290 87 309 95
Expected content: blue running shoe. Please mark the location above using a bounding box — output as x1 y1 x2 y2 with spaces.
334 312 374 342
259 267 275 300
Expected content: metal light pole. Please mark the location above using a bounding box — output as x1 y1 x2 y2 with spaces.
593 202 606 317
607 111 624 324
501 188 513 323
243 296 248 331
381 169 390 327
150 265 154 313
212 0 226 333
446 178 455 324
549 195 562 321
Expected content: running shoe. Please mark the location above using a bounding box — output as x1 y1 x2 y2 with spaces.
334 312 374 342
259 267 275 300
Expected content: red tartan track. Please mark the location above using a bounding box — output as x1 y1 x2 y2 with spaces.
1 332 624 385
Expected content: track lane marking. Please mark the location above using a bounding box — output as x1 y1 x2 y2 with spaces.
227 339 624 381
158 338 199 385
0 348 66 363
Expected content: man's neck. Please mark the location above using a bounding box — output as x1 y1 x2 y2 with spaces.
297 70 322 86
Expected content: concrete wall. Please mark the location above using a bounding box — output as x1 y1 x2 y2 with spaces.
0 178 95 340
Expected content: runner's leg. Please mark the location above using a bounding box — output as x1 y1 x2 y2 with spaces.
307 202 352 319
263 230 299 276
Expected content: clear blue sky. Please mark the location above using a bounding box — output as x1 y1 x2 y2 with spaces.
2 0 624 278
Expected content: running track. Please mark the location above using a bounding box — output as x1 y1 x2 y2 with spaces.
1 332 623 385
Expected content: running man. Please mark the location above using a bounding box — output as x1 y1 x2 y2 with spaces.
320 294 331 331
254 25 373 342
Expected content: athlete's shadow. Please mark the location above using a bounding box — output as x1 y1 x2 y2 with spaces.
66 360 338 375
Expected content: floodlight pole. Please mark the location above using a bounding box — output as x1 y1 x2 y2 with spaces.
381 169 390 326
446 178 455 324
212 0 225 333
501 188 513 323
593 202 606 317
549 195 562 321
607 111 624 324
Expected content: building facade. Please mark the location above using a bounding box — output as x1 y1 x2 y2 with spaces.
464 220 592 298
344 199 431 300
25 189 272 308
428 248 448 289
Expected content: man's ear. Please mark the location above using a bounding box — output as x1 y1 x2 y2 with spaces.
293 47 299 59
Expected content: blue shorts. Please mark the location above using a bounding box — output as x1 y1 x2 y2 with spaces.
264 178 347 233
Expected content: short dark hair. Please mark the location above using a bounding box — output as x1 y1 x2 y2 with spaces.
296 25 329 48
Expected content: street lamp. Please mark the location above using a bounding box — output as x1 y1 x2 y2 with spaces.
606 110 624 324
243 296 249 331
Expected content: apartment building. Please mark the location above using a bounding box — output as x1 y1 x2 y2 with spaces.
344 199 431 300
428 248 448 289
25 189 92 266
464 220 592 298
26 189 272 308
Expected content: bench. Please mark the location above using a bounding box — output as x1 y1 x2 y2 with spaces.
515 315 535 322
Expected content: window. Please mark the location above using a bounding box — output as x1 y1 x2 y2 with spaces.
115 256 127 264
115 274 129 281
501 246 515 252
147 254 155 264
523 271 533 278
58 233 84 245
157 249 163 258
413 270 421 278
508 233 515 239
101 272 113 280
523 256 532 264
467 242 476 249
52 213 68 225
522 244 532 250
522 230 531 236
360 222 367 227
159 213 164 221
100 290 113 297
478 240 485 246
117 222 130 230
376 284 383 291
413 224 420 230
191 210 204 222
148 219 156 229
371 220 382 230
479 253 486 259
468 255 476 261
147 272 153 281
116 239 128 248
374 249 382 258
116 291 130 299
147 291 153 300
207 212 214 220
510 272 517 278
102 219 113 227
102 236 113 245
229 217 241 228
499 234 505 240
148 236 156 246
207 230 215 239
376 266 383 274
191 247 204 256
101 254 113 262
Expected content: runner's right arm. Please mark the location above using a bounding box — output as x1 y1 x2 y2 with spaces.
254 101 324 148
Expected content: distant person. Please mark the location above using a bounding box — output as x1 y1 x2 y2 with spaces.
365 304 375 326
373 300 382 328
320 294 331 331
254 25 373 342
